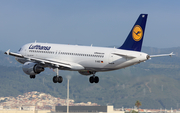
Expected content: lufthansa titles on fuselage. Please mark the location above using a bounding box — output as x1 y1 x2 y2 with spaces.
94 52 104 55
29 44 51 50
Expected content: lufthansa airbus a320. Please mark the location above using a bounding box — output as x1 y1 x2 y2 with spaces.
5 14 174 84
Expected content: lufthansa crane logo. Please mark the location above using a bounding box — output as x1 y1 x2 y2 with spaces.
132 25 143 41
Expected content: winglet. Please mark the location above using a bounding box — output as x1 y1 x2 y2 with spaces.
169 52 174 57
5 49 10 55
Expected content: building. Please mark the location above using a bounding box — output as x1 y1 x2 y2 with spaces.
20 105 35 111
0 110 50 113
55 106 124 113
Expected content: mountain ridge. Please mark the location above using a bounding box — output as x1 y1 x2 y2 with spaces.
0 47 180 109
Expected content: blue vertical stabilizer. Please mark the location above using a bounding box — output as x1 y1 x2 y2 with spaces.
119 14 148 51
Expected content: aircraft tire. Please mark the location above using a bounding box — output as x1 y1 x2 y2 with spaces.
94 76 99 83
53 76 58 83
30 75 35 79
89 76 94 83
58 76 63 83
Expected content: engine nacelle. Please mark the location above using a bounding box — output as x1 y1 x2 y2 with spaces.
78 70 93 76
22 62 44 75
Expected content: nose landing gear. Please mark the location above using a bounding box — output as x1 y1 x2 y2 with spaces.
30 75 36 79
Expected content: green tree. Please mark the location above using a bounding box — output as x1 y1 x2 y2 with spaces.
135 100 142 113
131 110 138 113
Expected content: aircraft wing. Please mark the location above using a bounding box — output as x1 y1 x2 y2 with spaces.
29 57 72 69
5 49 24 58
5 49 84 70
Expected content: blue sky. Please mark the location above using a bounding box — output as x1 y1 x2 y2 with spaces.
0 1 180 51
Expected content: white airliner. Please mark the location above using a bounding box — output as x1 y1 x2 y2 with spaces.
5 14 174 83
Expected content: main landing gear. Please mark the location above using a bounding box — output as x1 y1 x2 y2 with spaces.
53 68 63 83
53 76 63 83
89 72 99 83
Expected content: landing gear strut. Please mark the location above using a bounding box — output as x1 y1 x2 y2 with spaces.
53 68 63 83
89 73 99 83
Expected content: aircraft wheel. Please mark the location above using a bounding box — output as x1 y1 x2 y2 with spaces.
89 76 94 83
94 76 99 83
58 76 63 83
30 75 35 79
53 76 58 83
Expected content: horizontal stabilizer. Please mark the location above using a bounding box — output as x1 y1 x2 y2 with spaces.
150 52 175 58
112 52 136 58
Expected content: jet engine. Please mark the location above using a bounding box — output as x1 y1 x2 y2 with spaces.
22 62 44 75
78 70 93 76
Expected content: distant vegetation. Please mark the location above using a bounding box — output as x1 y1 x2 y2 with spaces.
0 47 180 109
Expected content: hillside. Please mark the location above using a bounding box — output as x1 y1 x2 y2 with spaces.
0 47 180 109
